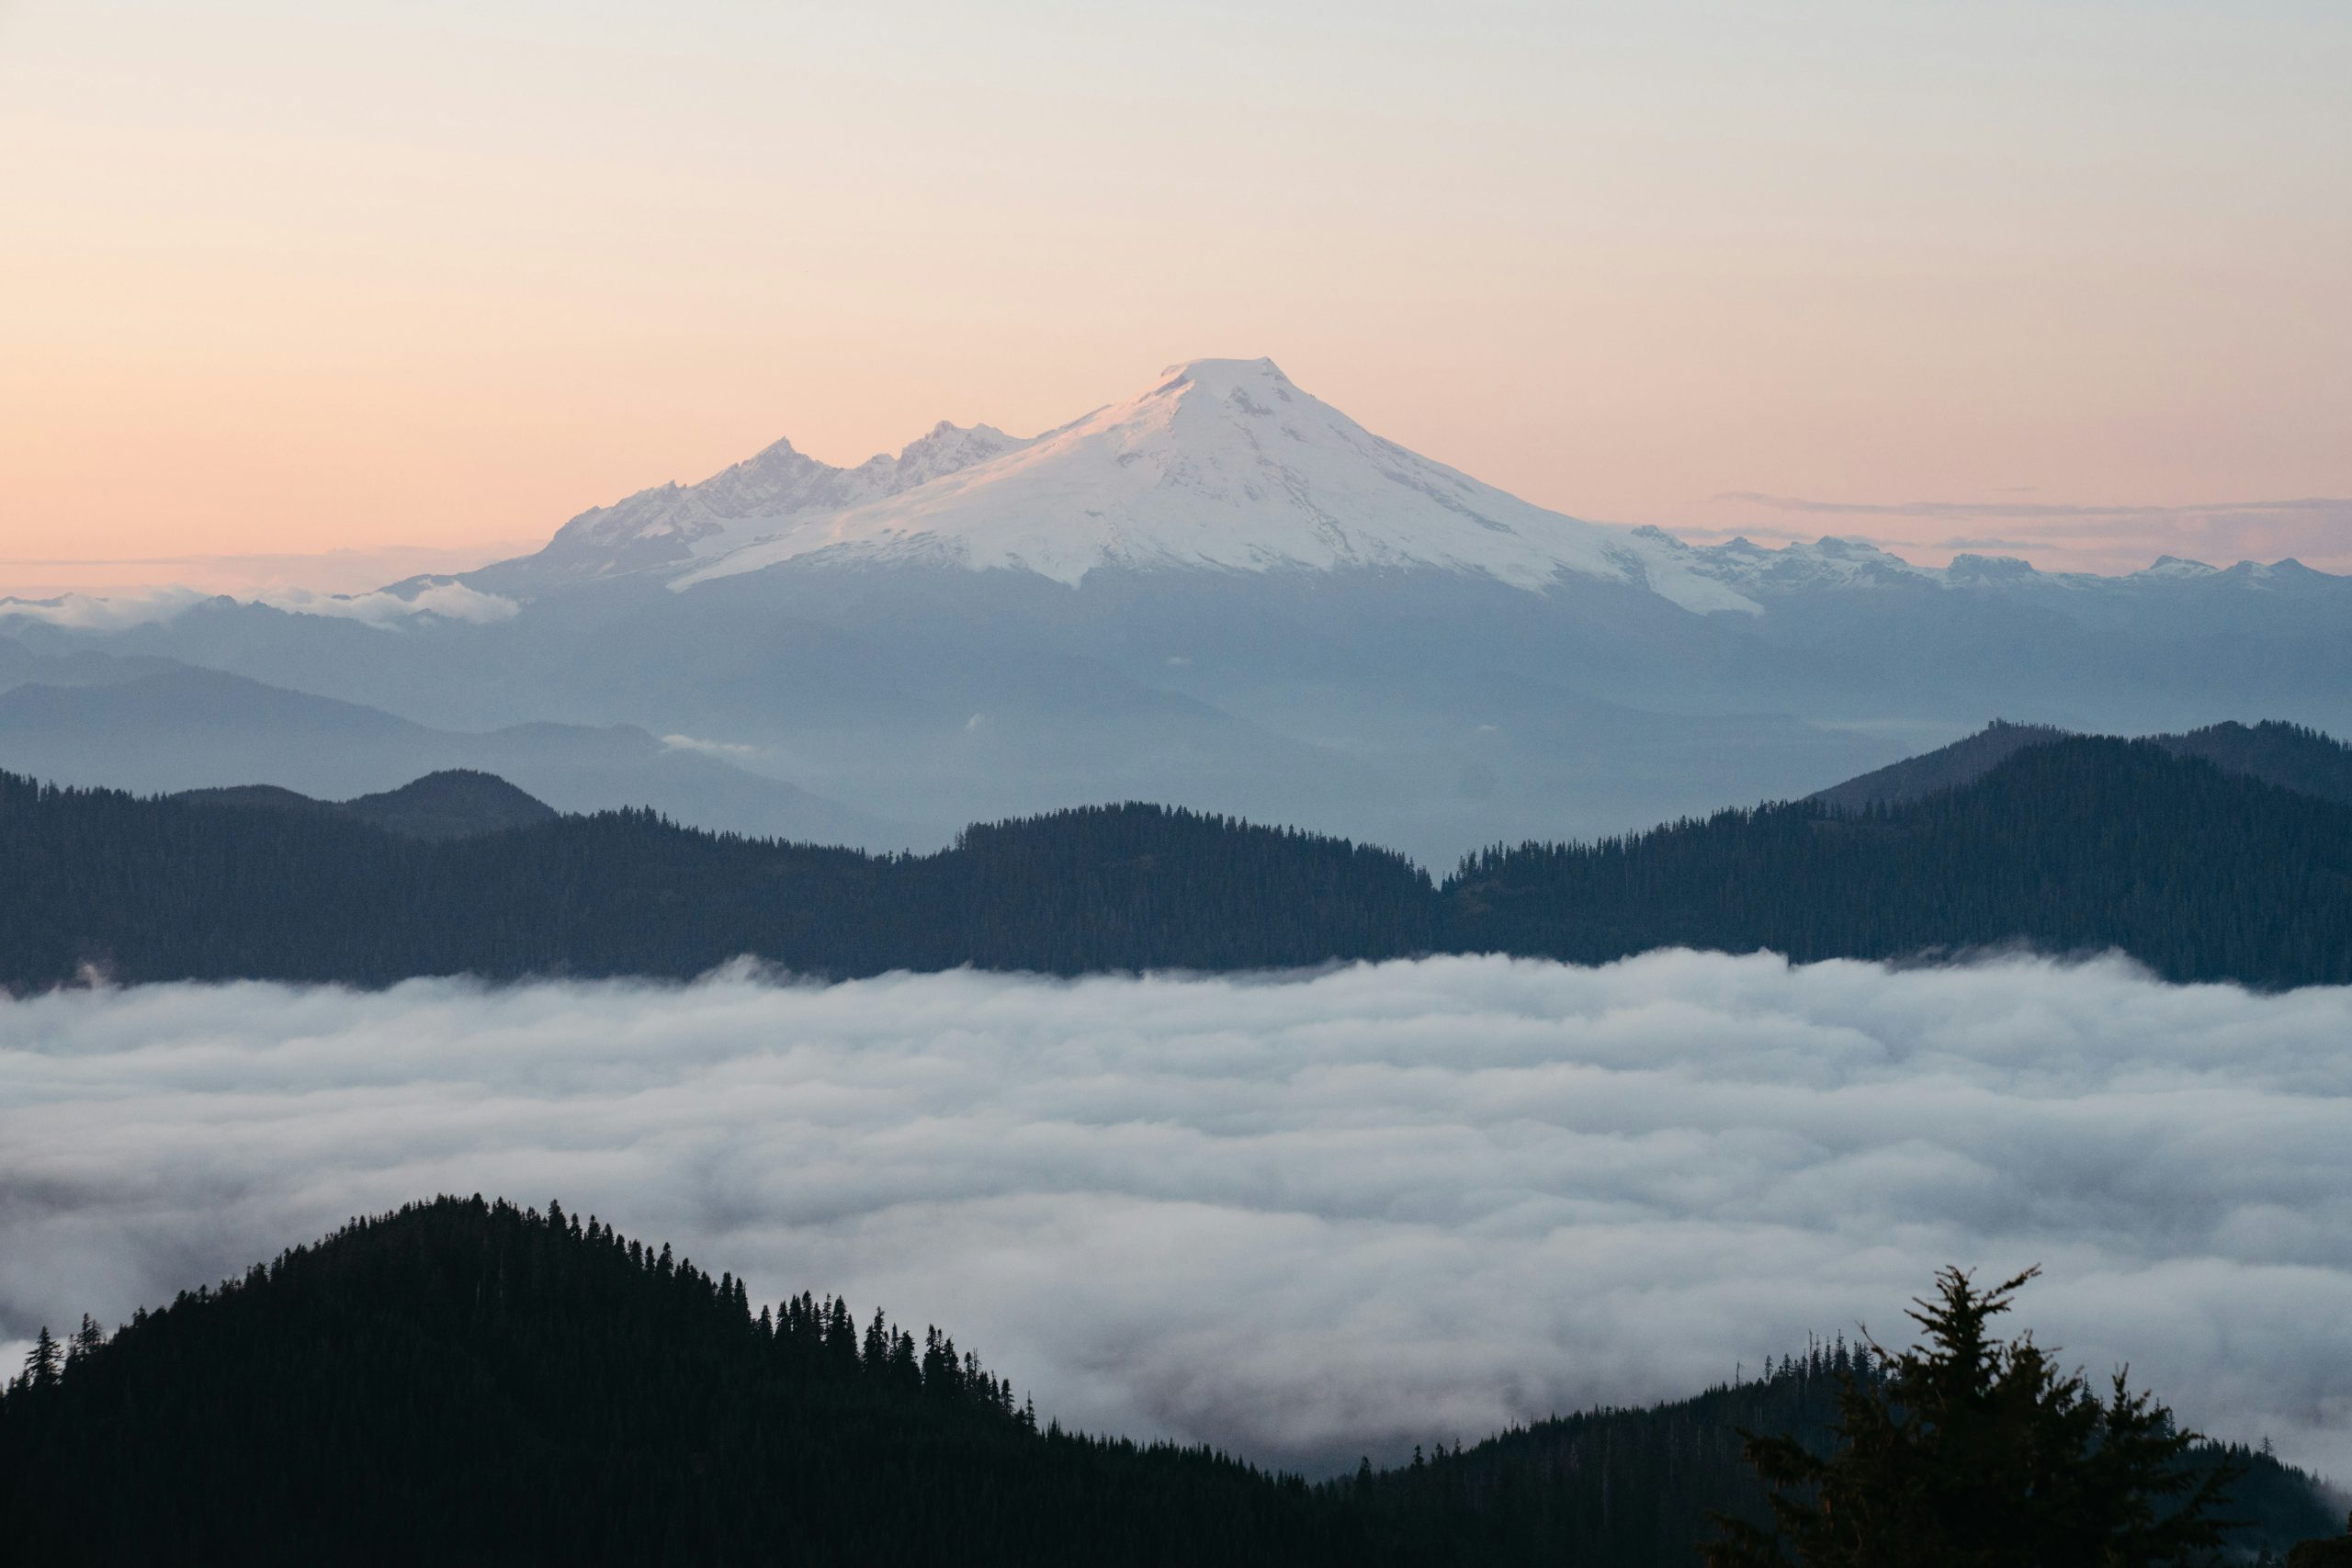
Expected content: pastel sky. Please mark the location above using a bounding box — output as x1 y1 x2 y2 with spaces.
3 0 2347 596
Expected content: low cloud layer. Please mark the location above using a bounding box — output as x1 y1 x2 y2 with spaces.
4 953 2348 1480
0 580 518 632
0 542 537 603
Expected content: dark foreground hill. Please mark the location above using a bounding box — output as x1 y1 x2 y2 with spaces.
172 768 557 840
2 1198 2332 1565
4 731 2350 989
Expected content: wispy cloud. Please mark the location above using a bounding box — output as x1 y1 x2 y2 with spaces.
4 953 2348 1480
264 582 521 626
0 543 538 602
0 587 217 632
1932 536 2046 552
662 733 766 760
1713 492 2352 524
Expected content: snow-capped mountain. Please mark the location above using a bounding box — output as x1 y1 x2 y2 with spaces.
1647 530 1939 594
492 420 1032 586
16 354 2352 868
471 359 1756 614
459 356 2347 623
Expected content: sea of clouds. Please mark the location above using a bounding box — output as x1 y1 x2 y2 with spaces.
4 951 2348 1480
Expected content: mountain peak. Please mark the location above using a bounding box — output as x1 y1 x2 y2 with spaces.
1157 355 1291 389
470 357 1759 613
480 417 1031 589
665 359 1754 611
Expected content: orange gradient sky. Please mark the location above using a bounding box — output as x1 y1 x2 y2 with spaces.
3 1 2348 596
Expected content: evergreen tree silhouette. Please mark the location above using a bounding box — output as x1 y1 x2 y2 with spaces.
22 1327 60 1390
67 1314 102 1369
1705 1267 2237 1566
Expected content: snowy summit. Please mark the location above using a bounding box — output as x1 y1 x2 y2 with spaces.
492 358 1757 613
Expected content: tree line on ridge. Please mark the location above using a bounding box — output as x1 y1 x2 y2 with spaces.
4 733 2349 990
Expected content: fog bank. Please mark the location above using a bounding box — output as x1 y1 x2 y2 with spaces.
3 952 2346 1478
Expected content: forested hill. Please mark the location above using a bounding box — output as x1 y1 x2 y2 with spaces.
4 733 2350 989
172 768 558 840
1808 718 2066 812
1811 717 2352 812
1450 735 2352 988
0 1196 1357 1567
3 1197 2332 1565
0 778 1437 987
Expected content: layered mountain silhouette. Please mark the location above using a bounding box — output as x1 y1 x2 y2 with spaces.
12 360 2352 863
3 1197 2330 1565
0 649 910 849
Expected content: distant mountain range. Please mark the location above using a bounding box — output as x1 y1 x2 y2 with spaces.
4 1197 2329 1565
7 721 2348 991
12 359 2352 863
0 645 907 849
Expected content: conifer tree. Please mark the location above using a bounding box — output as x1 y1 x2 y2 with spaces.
22 1327 59 1390
1706 1267 2237 1566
